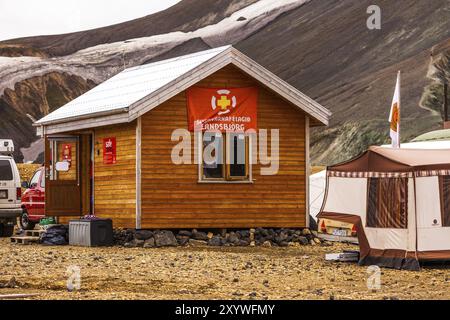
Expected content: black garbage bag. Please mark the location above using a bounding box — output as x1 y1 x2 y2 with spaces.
40 225 69 245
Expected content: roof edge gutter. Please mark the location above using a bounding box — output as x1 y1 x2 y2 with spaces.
33 107 129 127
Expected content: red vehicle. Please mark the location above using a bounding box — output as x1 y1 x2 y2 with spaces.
20 167 45 230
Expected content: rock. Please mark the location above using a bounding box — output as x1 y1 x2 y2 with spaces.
134 239 145 247
279 231 289 241
123 242 134 248
249 241 255 247
134 230 153 240
192 231 209 241
154 231 178 247
237 230 250 238
262 240 272 247
208 236 222 246
207 232 214 239
302 228 312 236
238 239 250 246
227 232 239 244
178 230 192 237
309 239 316 246
177 236 190 246
143 237 155 248
5 277 16 288
313 237 321 244
256 227 268 236
249 228 255 241
189 239 208 247
278 241 289 247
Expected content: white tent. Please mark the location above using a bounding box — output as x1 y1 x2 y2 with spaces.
309 170 326 222
318 146 450 270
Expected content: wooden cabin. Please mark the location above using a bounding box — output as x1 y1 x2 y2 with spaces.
35 46 331 229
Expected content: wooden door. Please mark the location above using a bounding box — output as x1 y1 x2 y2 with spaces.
45 136 81 216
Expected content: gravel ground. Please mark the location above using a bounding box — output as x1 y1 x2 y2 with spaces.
0 238 449 300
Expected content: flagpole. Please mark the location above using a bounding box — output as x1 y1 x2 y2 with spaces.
398 70 401 148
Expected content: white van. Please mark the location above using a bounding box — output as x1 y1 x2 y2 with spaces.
0 139 22 237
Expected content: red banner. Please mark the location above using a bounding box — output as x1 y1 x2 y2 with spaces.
187 87 257 132
103 137 116 165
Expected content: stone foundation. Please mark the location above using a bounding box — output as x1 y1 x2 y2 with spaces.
113 228 329 248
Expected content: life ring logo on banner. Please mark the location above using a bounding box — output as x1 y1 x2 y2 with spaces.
211 89 237 115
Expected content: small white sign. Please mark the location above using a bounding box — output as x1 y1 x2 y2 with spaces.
55 161 70 172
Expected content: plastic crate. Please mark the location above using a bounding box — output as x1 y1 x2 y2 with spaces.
69 219 113 247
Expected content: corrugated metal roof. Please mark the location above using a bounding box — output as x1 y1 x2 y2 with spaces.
36 45 231 124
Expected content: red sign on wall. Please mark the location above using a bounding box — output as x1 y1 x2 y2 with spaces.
186 87 257 132
103 137 116 165
62 144 72 162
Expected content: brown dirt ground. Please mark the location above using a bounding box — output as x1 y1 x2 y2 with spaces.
0 239 448 300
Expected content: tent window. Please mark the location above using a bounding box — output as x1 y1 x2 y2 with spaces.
367 177 408 229
439 176 450 227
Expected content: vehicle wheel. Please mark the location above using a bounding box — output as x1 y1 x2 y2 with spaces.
20 211 35 230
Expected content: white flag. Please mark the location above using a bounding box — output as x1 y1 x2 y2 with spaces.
389 71 401 148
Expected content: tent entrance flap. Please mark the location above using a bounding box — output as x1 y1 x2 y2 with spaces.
45 136 81 216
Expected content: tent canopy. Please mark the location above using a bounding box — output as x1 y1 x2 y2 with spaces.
329 146 450 172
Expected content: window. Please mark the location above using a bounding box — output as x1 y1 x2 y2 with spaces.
367 177 408 228
439 176 450 227
29 171 40 187
40 171 45 188
201 132 250 182
0 160 13 181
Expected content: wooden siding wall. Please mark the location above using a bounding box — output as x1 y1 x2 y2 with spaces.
93 122 136 228
140 65 307 228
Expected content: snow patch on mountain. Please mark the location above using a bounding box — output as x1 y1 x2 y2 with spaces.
0 0 309 96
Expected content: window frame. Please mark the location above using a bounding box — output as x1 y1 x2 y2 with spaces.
0 160 13 181
198 132 252 183
366 177 408 229
439 175 450 227
29 171 40 188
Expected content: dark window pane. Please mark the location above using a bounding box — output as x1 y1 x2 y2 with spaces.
229 134 246 177
0 160 13 180
30 171 40 186
40 171 45 188
203 133 224 179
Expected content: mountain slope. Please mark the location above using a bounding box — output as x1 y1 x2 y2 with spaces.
1 0 258 56
236 0 450 164
0 0 449 164
0 72 95 161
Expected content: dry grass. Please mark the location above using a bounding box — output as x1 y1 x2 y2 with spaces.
16 163 41 182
